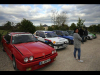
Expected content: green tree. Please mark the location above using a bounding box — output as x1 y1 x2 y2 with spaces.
19 18 36 34
59 24 69 30
3 21 12 30
70 23 76 30
77 17 85 28
48 26 54 31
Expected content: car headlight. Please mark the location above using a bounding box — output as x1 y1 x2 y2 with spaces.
53 41 56 44
24 57 28 62
29 56 33 61
52 50 56 54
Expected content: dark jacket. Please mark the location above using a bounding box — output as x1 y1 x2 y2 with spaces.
84 30 88 36
78 28 84 36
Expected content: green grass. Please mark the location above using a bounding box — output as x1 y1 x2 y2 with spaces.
0 30 10 36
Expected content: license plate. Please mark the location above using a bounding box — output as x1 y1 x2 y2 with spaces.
39 59 51 65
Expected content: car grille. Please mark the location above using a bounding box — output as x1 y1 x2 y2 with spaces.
34 53 52 61
35 56 44 61
45 53 51 58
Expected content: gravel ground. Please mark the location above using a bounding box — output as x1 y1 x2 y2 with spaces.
0 34 100 71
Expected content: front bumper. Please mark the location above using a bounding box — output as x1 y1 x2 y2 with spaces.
15 53 57 71
68 39 74 44
87 36 93 40
53 43 68 50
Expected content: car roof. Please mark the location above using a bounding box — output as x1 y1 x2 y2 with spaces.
9 32 31 35
36 31 53 33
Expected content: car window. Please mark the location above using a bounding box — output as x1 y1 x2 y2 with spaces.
39 32 45 38
56 31 62 35
62 31 69 36
45 32 58 38
36 32 40 36
4 34 11 43
12 34 37 44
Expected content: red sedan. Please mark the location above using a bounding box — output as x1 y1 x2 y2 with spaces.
1 32 57 71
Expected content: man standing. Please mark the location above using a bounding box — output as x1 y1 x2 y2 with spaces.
84 28 88 37
78 27 84 44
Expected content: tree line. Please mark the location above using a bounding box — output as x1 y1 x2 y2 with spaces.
0 18 100 34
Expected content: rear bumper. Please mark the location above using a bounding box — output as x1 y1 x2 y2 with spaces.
15 53 57 71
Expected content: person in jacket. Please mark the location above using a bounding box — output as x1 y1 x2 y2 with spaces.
78 27 84 44
73 28 83 63
84 28 88 36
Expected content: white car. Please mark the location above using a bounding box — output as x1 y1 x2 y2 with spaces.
34 31 69 50
87 34 93 40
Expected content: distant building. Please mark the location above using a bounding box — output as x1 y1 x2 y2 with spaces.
43 24 48 30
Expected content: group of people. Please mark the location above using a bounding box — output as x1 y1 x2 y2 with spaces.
73 27 88 63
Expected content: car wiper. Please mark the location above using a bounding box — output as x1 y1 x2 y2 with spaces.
14 42 24 44
25 40 34 43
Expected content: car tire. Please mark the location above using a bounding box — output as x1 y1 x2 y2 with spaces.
12 56 18 71
2 43 5 52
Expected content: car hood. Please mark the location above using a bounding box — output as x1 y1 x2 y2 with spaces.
13 42 54 57
63 36 73 40
46 37 68 43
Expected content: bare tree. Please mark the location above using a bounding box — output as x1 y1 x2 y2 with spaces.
51 10 68 26
51 9 58 25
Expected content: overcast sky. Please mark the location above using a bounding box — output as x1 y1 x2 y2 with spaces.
0 4 100 27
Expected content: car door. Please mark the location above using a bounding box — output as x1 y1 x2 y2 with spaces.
3 34 12 56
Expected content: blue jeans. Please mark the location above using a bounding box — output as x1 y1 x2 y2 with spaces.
74 48 81 60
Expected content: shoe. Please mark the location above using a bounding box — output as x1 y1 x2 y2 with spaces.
74 58 78 60
78 60 83 63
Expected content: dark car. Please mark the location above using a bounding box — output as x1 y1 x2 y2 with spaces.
53 30 74 44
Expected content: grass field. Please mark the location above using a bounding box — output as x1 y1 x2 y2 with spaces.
0 30 10 36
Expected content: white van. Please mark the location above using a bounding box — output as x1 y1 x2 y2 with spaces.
34 31 69 50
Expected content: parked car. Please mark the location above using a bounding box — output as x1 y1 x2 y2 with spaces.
53 30 74 44
1 32 58 71
34 31 69 50
88 31 97 39
87 34 93 40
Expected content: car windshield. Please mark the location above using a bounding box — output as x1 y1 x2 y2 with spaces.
67 31 74 35
62 31 69 36
12 34 38 44
45 32 58 38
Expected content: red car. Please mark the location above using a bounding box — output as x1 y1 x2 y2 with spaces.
1 32 57 71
